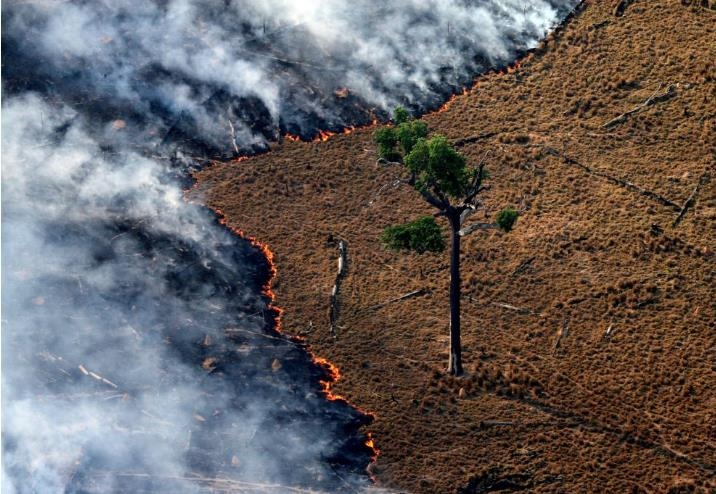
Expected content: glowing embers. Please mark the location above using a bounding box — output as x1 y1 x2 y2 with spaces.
283 125 359 144
313 356 346 402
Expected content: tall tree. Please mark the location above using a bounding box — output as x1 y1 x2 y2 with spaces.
375 109 517 376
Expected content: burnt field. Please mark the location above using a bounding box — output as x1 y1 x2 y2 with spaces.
193 1 716 492
2 1 585 492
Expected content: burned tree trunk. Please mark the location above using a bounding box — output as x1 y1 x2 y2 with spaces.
448 210 463 376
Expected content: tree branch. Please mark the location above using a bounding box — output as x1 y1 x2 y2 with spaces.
459 222 497 237
376 157 402 167
418 187 449 210
464 152 490 203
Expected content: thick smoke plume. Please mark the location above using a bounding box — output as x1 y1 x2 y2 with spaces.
4 0 578 156
2 94 373 493
2 1 578 492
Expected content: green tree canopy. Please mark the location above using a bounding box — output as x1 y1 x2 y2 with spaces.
372 106 518 376
380 215 445 254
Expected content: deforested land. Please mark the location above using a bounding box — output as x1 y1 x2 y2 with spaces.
191 1 716 492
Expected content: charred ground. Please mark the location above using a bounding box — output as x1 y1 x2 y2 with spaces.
193 2 715 493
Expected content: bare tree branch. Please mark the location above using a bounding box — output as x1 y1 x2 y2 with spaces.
459 222 497 237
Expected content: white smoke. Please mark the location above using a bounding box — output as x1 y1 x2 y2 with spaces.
1 1 580 492
3 0 578 154
1 94 371 493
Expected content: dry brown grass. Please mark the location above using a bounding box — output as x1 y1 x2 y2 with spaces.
191 2 715 492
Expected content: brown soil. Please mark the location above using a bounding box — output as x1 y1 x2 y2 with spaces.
190 2 716 492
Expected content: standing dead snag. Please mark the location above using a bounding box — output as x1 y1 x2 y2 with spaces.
374 108 517 376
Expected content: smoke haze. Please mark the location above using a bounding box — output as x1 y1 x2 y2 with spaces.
2 1 579 492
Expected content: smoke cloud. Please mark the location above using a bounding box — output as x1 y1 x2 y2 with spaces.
3 0 578 156
2 1 579 492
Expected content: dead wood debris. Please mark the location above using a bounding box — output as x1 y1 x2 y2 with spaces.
328 239 348 338
78 364 118 388
613 0 636 17
511 257 536 277
543 147 682 211
364 289 427 312
673 172 710 227
451 131 499 148
491 302 536 315
602 84 677 129
89 472 336 493
553 320 569 354
459 222 497 237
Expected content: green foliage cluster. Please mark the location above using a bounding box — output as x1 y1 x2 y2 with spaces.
374 108 428 162
380 216 445 254
405 135 476 200
375 106 517 256
496 207 518 232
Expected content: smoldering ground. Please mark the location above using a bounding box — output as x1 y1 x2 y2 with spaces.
1 94 373 493
2 1 578 492
3 0 579 157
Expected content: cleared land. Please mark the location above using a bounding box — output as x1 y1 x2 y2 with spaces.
192 2 715 492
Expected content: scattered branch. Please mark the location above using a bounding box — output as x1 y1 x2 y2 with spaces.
364 289 426 312
602 84 677 129
491 302 535 315
673 173 710 227
451 131 499 148
613 0 636 17
544 147 682 211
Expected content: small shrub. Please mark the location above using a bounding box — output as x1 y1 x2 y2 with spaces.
496 207 518 232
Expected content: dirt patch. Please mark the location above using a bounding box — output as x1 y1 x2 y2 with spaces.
191 2 715 492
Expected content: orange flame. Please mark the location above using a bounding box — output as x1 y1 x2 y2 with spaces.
313 356 348 402
282 125 360 144
436 87 469 113
187 124 384 481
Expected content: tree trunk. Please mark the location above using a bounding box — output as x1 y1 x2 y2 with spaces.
447 213 463 376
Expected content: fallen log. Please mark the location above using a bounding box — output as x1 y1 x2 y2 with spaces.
92 472 333 493
78 364 118 388
603 84 677 129
491 302 535 315
673 173 710 227
459 222 496 237
328 239 348 338
544 147 682 211
364 289 426 311
511 256 536 277
613 0 636 17
480 420 515 427
553 321 569 354
451 131 499 148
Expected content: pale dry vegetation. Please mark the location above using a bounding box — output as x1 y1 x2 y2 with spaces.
192 1 715 492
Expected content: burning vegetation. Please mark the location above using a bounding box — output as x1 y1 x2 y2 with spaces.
192 1 716 493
